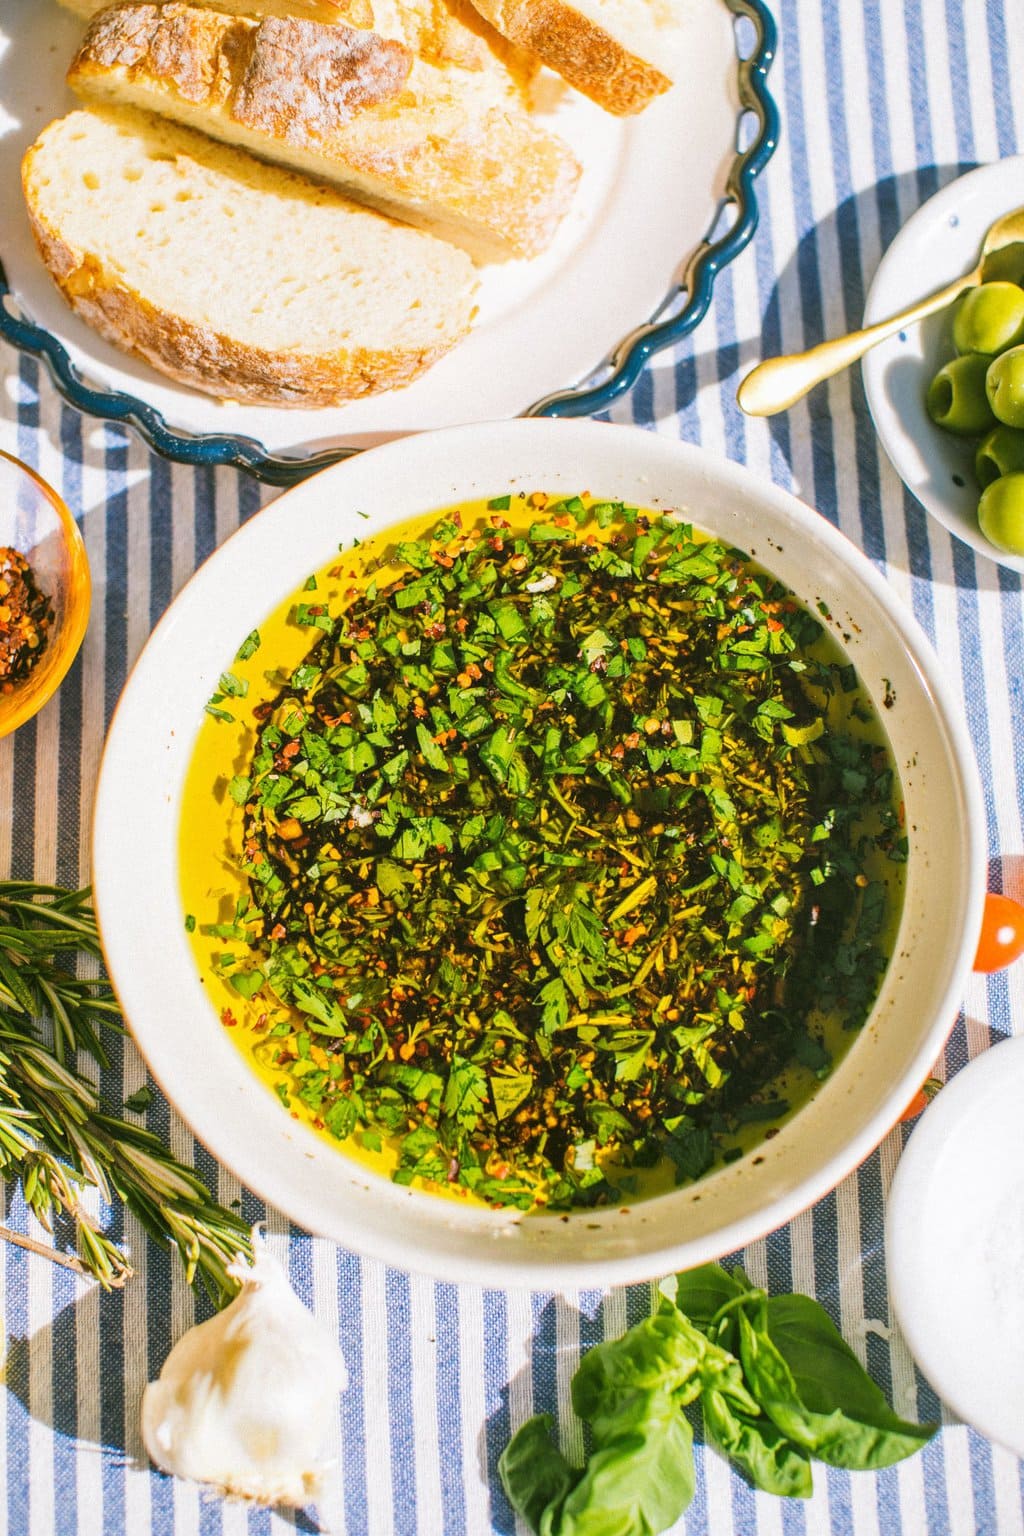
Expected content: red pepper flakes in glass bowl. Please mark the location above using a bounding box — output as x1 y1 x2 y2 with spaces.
0 546 54 689
0 450 90 739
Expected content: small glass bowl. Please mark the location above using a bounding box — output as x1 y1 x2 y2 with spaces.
0 449 91 739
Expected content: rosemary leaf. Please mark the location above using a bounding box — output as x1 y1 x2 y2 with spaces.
0 883 250 1303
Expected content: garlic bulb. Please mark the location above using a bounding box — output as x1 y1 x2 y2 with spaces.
141 1234 347 1507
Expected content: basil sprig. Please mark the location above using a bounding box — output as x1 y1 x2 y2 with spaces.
500 1265 936 1534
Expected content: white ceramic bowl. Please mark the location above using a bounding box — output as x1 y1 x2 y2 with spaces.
92 420 986 1288
862 157 1024 573
887 1033 1024 1458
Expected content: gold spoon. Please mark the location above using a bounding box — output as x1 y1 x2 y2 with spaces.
737 205 1024 416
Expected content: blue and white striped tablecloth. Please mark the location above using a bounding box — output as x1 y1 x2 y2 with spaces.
3 0 1024 1531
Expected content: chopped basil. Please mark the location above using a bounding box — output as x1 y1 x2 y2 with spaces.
216 503 901 1211
236 629 261 661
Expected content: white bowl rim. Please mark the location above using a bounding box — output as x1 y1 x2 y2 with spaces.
92 419 988 1288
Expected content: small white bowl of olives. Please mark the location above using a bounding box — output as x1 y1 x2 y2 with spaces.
862 157 1024 571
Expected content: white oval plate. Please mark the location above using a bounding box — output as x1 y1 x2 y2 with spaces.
862 157 1024 574
92 419 986 1288
1 0 738 459
887 1033 1024 1458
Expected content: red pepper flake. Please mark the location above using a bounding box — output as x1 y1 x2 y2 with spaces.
0 547 53 693
220 1008 238 1028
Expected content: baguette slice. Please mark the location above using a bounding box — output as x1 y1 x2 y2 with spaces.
22 107 478 407
368 0 536 82
58 0 376 27
464 0 679 114
68 3 578 261
56 0 536 89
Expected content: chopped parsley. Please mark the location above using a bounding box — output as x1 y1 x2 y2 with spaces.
210 502 903 1211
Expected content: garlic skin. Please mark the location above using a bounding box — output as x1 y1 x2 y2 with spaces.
141 1235 347 1507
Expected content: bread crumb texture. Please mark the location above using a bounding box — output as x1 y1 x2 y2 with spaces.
22 106 478 406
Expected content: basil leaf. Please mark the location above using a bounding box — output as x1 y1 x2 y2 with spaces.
572 1298 753 1425
670 1261 751 1330
558 1393 694 1536
702 1388 812 1498
499 1414 580 1536
738 1299 937 1469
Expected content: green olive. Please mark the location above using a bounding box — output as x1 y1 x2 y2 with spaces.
975 424 1024 488
978 471 1024 554
952 282 1024 356
985 344 1024 428
926 353 996 434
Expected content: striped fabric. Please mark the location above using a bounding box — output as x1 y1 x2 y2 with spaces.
2 0 1024 1531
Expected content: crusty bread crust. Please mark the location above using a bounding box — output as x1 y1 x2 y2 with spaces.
69 2 579 260
57 0 534 88
467 0 672 114
59 0 378 31
22 128 473 407
76 5 414 131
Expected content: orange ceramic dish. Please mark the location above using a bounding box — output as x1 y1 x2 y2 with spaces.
0 449 91 738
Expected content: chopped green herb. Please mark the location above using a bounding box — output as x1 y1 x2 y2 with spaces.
212 502 901 1211
236 629 261 662
218 671 248 699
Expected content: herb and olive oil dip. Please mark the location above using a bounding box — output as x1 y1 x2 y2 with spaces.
181 495 906 1212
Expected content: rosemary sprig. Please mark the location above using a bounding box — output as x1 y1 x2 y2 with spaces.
0 881 251 1303
0 881 121 1065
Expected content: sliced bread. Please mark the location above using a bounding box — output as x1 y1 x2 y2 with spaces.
463 0 680 114
59 0 376 25
56 0 535 89
22 106 478 406
367 0 535 82
67 2 578 261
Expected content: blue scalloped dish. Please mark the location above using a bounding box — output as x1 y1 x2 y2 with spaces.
0 0 777 485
